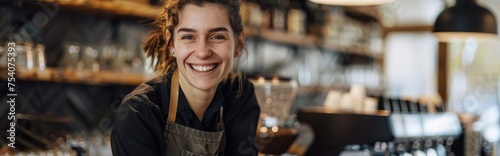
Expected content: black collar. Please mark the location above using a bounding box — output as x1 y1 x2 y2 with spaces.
160 72 225 121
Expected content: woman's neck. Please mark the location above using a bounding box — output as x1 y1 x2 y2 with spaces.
178 77 217 121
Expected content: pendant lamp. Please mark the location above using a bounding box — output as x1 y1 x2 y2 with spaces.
309 0 394 6
433 0 498 42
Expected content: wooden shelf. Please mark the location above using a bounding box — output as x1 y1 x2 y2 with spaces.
245 27 317 47
383 25 434 35
0 67 154 85
245 26 383 60
258 29 317 47
321 39 383 60
34 0 162 19
298 85 384 95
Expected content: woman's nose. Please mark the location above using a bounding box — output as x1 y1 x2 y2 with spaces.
194 41 212 59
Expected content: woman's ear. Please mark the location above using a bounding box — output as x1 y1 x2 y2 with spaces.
168 41 175 57
235 32 246 57
166 29 176 57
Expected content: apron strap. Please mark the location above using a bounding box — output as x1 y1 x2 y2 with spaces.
217 107 226 155
168 70 179 122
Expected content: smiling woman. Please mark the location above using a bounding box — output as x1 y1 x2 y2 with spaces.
110 0 260 156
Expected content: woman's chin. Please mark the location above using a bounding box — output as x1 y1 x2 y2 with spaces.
189 80 219 91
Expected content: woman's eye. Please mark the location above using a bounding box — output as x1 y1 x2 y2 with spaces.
210 35 226 40
181 35 194 40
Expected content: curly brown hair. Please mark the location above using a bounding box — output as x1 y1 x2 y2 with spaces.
143 0 246 97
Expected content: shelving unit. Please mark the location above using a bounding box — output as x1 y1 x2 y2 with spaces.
30 0 381 60
258 29 318 47
245 27 383 60
15 0 383 87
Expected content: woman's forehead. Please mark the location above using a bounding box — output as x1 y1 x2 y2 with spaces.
175 3 232 32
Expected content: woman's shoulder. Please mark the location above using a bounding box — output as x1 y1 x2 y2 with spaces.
121 75 166 109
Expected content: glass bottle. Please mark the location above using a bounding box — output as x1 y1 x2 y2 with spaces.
35 44 46 70
260 0 272 29
287 0 306 35
324 6 344 41
273 0 288 32
306 1 327 37
248 0 263 29
240 0 252 26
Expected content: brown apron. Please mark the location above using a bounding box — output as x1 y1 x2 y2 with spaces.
163 70 225 156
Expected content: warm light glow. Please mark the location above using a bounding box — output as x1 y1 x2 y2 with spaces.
309 0 394 6
434 32 499 42
271 126 279 132
259 127 268 133
271 76 280 84
257 77 265 83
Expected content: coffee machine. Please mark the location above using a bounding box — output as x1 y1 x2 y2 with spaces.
296 97 467 156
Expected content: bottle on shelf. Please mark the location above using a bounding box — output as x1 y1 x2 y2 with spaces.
365 22 383 54
287 0 306 35
35 44 46 70
247 0 263 29
305 0 325 36
323 6 344 42
272 0 288 32
260 0 272 30
240 0 251 26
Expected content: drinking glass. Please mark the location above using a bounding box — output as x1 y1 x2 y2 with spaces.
0 43 6 67
15 42 33 70
65 43 83 70
82 45 99 72
99 45 117 71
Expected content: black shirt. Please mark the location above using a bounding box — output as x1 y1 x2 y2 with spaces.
111 72 261 156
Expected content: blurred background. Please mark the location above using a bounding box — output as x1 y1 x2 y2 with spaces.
0 0 499 155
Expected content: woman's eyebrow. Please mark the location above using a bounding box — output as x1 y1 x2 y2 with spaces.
178 28 195 33
177 27 229 33
209 27 229 33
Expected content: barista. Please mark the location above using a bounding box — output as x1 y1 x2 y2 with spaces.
111 0 261 155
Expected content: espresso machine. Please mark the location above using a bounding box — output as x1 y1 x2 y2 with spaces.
296 96 470 156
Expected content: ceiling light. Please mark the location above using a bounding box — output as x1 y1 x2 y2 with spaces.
433 0 498 42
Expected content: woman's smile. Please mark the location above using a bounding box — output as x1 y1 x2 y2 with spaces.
189 63 218 72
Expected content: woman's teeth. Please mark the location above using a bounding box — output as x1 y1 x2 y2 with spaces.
191 64 216 72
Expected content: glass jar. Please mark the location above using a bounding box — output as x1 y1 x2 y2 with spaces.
250 76 298 127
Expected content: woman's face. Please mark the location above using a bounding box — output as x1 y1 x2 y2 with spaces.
172 3 238 92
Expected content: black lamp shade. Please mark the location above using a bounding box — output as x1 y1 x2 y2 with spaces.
433 0 498 41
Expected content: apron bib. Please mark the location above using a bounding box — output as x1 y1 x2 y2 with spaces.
162 70 225 156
